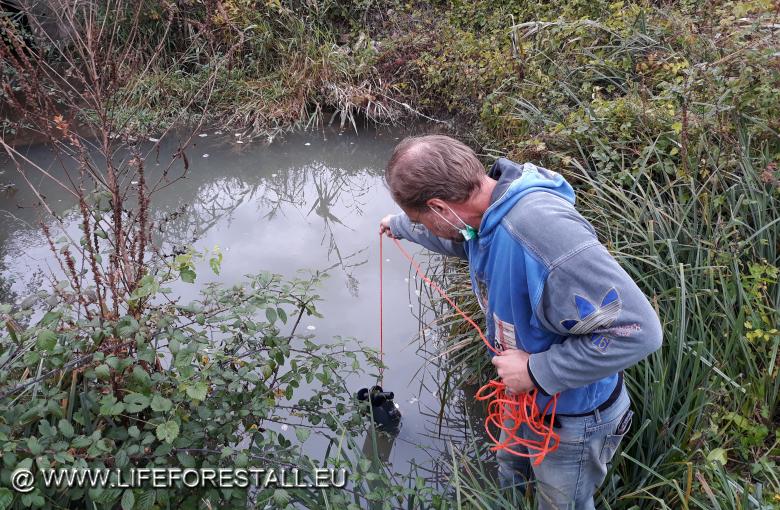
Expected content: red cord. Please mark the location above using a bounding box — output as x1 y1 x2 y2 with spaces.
379 232 384 384
382 234 560 465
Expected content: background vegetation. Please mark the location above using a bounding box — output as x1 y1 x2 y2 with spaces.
1 0 778 508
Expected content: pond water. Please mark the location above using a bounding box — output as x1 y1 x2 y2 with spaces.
0 124 491 485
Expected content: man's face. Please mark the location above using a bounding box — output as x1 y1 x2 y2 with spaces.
405 206 464 241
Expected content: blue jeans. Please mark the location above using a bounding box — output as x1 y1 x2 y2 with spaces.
496 384 633 509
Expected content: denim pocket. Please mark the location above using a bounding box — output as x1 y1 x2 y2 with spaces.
599 409 633 464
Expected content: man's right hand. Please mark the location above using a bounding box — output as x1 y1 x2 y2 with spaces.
379 214 397 238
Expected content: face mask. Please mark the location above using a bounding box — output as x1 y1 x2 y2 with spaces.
429 205 478 241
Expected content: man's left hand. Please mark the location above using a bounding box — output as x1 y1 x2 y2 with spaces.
491 349 536 394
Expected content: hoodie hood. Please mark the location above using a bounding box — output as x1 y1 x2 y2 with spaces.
478 158 575 240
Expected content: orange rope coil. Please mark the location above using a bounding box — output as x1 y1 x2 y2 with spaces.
381 234 560 465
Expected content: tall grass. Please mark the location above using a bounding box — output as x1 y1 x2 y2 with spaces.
417 2 779 506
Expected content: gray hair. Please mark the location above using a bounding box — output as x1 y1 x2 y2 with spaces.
384 135 484 211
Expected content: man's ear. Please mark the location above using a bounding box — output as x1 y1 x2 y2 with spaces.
427 198 446 212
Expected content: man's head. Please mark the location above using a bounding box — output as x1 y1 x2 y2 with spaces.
385 135 486 240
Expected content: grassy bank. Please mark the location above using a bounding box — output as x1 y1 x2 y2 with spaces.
392 1 780 507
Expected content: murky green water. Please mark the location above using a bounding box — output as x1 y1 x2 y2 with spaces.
0 124 489 482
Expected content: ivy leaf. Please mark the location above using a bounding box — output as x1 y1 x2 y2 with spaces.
155 421 179 444
36 329 57 351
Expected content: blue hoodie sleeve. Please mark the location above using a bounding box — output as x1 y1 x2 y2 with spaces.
388 213 468 260
503 193 663 395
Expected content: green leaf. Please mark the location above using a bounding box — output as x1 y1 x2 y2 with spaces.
131 366 151 387
115 449 129 468
40 311 62 327
71 435 93 448
124 394 150 413
99 395 125 416
272 489 290 507
121 489 135 510
277 308 287 324
185 382 208 401
265 308 277 324
95 364 111 380
58 419 74 438
0 487 13 510
128 426 140 439
132 275 159 300
209 251 222 275
707 447 728 465
150 395 172 413
180 268 196 283
295 427 310 443
155 421 179 444
117 316 140 338
135 490 156 510
36 329 57 351
176 452 196 468
27 436 43 456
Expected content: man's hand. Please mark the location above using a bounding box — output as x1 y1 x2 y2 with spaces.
491 349 536 394
379 214 397 238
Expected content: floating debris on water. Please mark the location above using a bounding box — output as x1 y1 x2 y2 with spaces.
304 142 311 146
271 173 277 177
214 130 222 135
234 133 241 137
198 133 208 137
202 153 209 158
404 278 409 283
408 397 418 404
236 140 244 144
148 137 160 143
131 181 138 185
385 258 390 262
306 325 316 331
280 424 288 431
